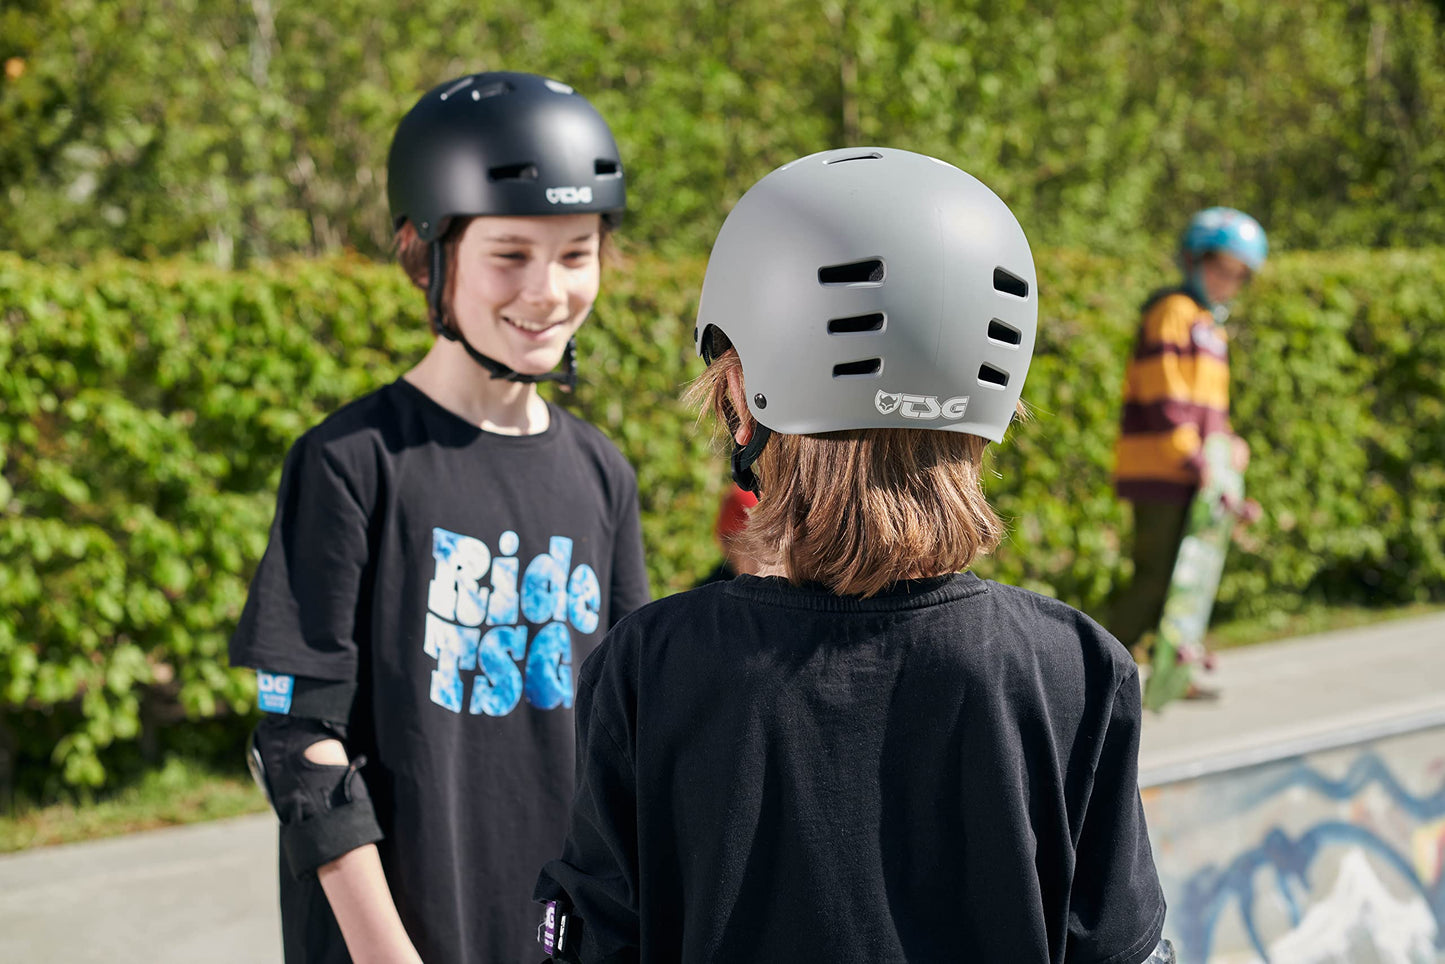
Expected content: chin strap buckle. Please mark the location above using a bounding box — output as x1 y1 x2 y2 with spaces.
730 424 772 497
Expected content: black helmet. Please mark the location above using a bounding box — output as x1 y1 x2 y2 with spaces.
387 71 626 242
386 71 626 389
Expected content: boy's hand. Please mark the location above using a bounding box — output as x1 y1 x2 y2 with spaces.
1231 435 1251 472
1224 495 1262 524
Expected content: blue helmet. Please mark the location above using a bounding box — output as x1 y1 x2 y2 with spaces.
1180 207 1268 271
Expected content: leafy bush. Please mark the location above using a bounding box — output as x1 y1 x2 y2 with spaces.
2 0 1442 265
1 247 1441 797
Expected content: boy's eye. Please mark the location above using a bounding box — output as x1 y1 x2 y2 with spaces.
493 251 528 261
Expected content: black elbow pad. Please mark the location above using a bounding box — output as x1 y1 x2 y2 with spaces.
250 714 383 877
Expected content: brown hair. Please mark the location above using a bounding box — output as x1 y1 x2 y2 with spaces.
690 349 1013 597
395 218 468 330
394 217 618 331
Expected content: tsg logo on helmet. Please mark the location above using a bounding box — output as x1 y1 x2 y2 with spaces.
875 391 971 421
545 186 594 205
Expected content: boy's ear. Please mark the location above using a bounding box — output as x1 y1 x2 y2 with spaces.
724 364 754 447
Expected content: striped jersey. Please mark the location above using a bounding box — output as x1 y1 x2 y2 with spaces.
1113 287 1230 503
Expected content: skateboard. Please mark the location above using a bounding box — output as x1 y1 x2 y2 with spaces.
1142 433 1244 711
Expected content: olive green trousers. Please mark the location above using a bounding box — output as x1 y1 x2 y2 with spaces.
1106 500 1192 651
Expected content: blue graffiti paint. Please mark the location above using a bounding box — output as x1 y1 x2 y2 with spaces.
524 622 574 710
1173 750 1445 963
1241 751 1445 821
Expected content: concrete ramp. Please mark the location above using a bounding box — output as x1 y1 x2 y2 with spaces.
1138 614 1445 963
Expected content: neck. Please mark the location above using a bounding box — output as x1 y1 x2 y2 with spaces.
405 340 550 435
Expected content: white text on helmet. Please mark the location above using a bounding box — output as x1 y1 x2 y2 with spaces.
545 186 594 205
875 391 970 421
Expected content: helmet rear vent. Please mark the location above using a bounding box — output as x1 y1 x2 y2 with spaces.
833 358 882 378
993 267 1029 299
594 159 621 178
489 163 540 182
819 259 885 286
987 319 1022 347
825 152 883 164
978 364 1010 388
828 312 886 334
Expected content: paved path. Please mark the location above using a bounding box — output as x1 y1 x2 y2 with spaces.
2 612 1442 962
0 812 280 963
1138 611 1445 782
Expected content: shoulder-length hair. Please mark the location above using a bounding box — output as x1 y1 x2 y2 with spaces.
690 349 1014 597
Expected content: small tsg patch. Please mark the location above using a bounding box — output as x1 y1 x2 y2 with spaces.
875 390 970 421
257 671 295 714
545 186 594 205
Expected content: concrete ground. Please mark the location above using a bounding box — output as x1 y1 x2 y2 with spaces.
2 611 1442 963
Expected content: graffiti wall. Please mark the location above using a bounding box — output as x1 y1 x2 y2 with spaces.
1142 724 1445 963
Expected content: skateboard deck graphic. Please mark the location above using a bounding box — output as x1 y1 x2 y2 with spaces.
1143 434 1243 711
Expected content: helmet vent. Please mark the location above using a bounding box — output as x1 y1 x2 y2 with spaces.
987 319 1022 347
472 81 512 100
833 358 882 378
825 152 884 164
819 259 885 286
993 267 1029 299
438 77 476 100
594 159 621 178
828 312 886 334
489 163 540 182
978 364 1010 389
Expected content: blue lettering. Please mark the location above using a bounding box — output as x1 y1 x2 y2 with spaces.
471 625 527 716
522 537 573 624
524 622 574 710
567 564 602 635
428 528 490 627
424 613 480 714
487 555 520 626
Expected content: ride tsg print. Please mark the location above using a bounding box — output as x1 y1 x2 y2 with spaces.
424 525 602 716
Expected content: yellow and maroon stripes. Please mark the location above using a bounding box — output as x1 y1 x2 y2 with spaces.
1113 289 1230 503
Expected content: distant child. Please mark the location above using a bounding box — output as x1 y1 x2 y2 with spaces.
534 148 1172 964
229 72 650 964
1108 208 1266 684
694 483 760 585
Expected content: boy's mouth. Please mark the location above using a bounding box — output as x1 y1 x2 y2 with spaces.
502 314 564 335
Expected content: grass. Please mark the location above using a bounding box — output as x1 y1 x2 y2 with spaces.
1207 599 1445 651
0 756 268 854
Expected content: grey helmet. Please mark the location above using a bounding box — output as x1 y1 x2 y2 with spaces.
696 148 1037 455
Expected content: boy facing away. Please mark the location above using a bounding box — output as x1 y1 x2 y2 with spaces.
534 148 1172 963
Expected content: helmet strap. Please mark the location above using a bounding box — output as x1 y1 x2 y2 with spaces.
730 425 772 497
425 240 578 392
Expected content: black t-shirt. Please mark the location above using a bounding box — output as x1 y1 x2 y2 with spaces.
231 378 651 964
537 572 1165 964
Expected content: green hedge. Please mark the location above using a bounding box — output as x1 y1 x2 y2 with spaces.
1 248 1442 796
3 0 1443 264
